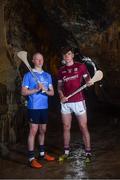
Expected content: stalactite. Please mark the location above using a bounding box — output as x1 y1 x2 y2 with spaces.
1 118 5 143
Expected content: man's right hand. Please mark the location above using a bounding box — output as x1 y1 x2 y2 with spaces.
37 83 47 93
61 96 68 103
37 83 44 91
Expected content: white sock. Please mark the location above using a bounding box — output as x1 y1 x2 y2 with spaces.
29 157 35 162
40 151 45 156
65 150 69 155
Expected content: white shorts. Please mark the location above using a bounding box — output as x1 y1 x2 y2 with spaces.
61 101 86 116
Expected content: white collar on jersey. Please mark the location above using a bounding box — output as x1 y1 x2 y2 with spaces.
32 69 44 74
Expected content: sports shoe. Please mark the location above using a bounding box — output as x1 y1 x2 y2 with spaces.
85 154 91 163
39 153 55 161
30 159 42 169
58 154 70 162
44 153 55 161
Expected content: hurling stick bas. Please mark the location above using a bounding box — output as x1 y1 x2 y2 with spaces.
17 51 47 93
17 51 40 83
67 70 103 99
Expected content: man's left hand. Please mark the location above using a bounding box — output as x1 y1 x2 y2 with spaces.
86 79 94 87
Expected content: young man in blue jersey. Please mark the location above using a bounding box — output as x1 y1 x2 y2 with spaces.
22 53 55 168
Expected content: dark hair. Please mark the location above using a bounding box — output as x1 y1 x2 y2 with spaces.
61 46 74 55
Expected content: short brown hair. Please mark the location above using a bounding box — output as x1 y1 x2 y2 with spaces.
61 46 74 55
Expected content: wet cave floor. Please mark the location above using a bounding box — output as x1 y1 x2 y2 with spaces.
0 106 120 179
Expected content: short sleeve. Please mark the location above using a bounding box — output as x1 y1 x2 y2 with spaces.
48 74 53 88
81 64 91 80
57 69 63 82
22 73 30 88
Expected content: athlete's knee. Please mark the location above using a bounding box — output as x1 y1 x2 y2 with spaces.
63 123 71 131
39 127 46 135
29 127 38 136
80 123 88 130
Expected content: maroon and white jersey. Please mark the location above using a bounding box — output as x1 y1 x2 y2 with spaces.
58 62 90 102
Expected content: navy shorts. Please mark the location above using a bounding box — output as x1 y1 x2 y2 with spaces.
28 109 48 124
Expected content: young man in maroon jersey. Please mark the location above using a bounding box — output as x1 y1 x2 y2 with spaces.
57 46 93 160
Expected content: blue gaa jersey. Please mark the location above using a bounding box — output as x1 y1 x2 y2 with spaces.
22 69 53 109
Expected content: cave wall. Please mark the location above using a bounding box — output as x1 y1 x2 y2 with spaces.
0 0 17 146
0 0 17 89
0 0 29 147
80 21 120 101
